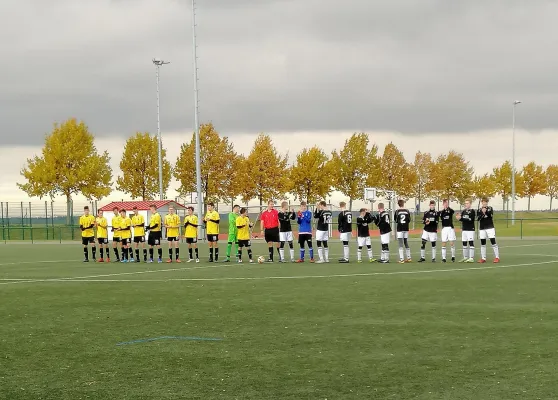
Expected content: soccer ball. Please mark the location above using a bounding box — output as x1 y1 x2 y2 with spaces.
257 256 265 264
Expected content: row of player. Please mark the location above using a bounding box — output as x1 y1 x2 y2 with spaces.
78 197 499 264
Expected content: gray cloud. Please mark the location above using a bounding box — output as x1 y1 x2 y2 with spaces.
1 0 557 145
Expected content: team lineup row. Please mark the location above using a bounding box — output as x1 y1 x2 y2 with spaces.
77 197 500 264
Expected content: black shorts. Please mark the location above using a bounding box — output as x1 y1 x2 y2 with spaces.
134 236 145 244
207 234 218 242
148 231 162 246
264 227 280 243
82 237 94 245
167 236 178 242
238 239 251 248
97 238 108 245
298 233 312 245
185 237 198 244
121 238 130 246
113 237 121 243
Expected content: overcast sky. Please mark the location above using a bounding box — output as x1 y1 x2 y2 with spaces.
2 0 558 209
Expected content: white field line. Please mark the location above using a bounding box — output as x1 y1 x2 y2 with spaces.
1 260 557 285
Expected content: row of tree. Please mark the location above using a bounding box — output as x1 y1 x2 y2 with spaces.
18 118 558 211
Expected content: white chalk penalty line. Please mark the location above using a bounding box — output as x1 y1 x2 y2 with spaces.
2 260 557 285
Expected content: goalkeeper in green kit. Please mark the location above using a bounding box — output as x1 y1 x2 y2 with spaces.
225 205 240 262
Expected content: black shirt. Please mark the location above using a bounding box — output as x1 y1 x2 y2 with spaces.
423 209 439 233
356 213 372 237
314 209 333 231
278 210 296 232
478 206 495 230
439 208 455 228
460 208 476 231
394 208 411 232
338 210 353 233
373 210 392 235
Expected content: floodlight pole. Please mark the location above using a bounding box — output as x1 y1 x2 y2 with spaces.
511 100 521 226
153 58 170 200
192 0 203 235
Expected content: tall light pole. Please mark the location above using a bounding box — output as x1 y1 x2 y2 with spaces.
153 58 170 200
511 100 521 225
192 0 203 236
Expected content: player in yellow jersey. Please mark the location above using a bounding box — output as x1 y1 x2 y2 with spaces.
204 202 221 262
164 206 181 263
111 207 122 262
146 204 163 263
183 206 200 263
119 209 132 262
132 207 147 263
79 206 97 262
95 210 110 262
236 207 254 263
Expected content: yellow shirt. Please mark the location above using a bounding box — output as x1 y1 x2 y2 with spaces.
95 217 108 239
184 215 198 238
149 212 162 232
79 215 95 238
236 216 251 241
165 214 181 238
205 210 220 235
112 215 122 238
119 217 132 239
132 214 145 237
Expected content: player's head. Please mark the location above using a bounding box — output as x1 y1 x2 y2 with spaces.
319 200 327 210
84 206 90 216
233 204 240 213
429 200 435 210
207 202 214 211
113 206 119 216
300 201 307 211
267 200 274 210
339 201 346 210
149 204 157 213
187 206 194 215
133 206 139 215
240 207 247 216
359 208 366 216
120 209 127 217
97 210 103 217
378 202 385 211
281 201 288 210
481 197 489 207
464 199 471 209
169 206 175 214
443 199 449 209
397 199 405 208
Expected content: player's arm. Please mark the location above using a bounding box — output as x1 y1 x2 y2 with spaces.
337 213 343 231
486 207 493 218
290 211 296 220
303 211 312 223
313 209 320 218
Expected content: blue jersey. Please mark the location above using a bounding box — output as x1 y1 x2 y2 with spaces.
297 210 312 234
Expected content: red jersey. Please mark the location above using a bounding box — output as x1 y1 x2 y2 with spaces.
261 209 279 229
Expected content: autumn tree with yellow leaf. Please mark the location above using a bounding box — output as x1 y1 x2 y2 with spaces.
492 161 524 210
289 146 333 203
221 153 247 208
471 174 497 208
543 164 558 210
18 118 112 222
412 151 434 210
430 151 474 205
175 123 236 206
521 161 545 211
377 143 416 199
117 132 171 200
241 134 289 206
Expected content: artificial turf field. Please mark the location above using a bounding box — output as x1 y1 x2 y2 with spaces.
1 239 558 399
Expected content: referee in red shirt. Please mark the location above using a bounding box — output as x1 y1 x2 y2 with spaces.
261 200 280 262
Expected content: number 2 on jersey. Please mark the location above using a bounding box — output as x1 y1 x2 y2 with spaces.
399 214 406 224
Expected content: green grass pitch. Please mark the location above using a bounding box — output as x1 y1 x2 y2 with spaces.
1 239 558 399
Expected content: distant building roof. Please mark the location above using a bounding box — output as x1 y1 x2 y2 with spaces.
99 200 186 212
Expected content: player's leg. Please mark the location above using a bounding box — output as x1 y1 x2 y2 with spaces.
460 230 469 262
404 233 411 261
430 233 437 262
167 237 173 262
208 238 214 262
316 239 323 262
226 235 233 261
288 232 295 261
381 234 390 262
175 239 181 262
82 238 89 262
97 239 104 261
297 235 306 262
214 237 219 261
357 237 363 262
397 232 404 262
279 232 286 262
441 228 447 262
90 238 97 261
340 233 350 262
237 241 243 262
479 230 487 262
468 240 475 261
323 239 329 262
247 242 253 262
266 230 274 262
489 229 499 262
194 241 199 262
307 237 314 262
366 237 374 262
419 231 428 262
113 239 120 261
142 241 147 262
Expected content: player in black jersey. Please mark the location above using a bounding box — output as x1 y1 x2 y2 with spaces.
439 199 456 262
338 201 352 263
278 201 296 262
394 199 412 263
372 202 392 263
356 208 375 263
477 197 500 263
455 198 476 263
419 200 439 262
314 201 332 263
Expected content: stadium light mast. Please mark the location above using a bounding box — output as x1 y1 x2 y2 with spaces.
511 100 521 226
153 58 170 200
192 0 203 235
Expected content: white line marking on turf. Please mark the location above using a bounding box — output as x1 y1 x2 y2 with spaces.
0 260 78 267
2 260 557 284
